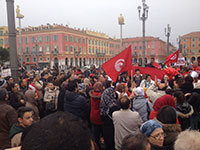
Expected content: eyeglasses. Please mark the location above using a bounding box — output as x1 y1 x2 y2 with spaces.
150 132 166 140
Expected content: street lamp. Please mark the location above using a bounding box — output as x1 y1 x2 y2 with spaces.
6 0 19 82
165 24 171 56
138 0 149 67
16 5 24 68
118 14 125 51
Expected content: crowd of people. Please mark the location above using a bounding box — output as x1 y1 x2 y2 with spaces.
0 61 200 150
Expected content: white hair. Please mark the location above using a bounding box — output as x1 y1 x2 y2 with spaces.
174 130 200 150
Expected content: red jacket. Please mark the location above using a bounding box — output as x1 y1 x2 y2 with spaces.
90 91 103 125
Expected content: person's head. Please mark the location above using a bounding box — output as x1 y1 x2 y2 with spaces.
47 81 55 90
121 133 151 150
151 58 155 63
157 106 177 124
21 111 94 150
34 74 40 81
174 77 185 89
193 61 198 67
17 107 34 128
119 96 131 110
93 82 103 93
8 77 14 84
173 90 186 104
0 87 8 101
135 87 144 96
11 83 20 93
104 80 112 89
145 74 151 82
135 69 141 75
67 79 78 92
116 83 126 93
174 130 200 150
140 120 164 147
20 79 28 87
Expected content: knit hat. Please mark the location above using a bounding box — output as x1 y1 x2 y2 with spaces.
135 87 144 96
0 79 7 88
140 120 162 137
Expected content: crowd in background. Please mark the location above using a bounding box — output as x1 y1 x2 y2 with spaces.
0 61 200 150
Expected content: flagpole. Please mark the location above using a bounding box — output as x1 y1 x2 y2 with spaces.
131 69 133 89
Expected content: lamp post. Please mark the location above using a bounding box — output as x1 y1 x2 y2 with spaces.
138 0 149 67
165 24 171 56
16 5 24 68
6 0 19 82
118 14 125 51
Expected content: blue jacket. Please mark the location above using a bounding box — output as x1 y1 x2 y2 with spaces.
64 90 89 120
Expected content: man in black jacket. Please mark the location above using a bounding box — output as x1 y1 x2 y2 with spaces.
64 79 89 121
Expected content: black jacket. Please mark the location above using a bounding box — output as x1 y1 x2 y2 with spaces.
64 90 89 120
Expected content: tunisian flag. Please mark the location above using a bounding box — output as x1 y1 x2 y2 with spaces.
102 46 132 82
164 50 180 65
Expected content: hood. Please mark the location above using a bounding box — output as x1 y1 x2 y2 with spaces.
89 90 101 99
65 90 79 102
9 123 24 139
154 118 181 132
133 96 147 109
177 105 194 118
153 95 176 111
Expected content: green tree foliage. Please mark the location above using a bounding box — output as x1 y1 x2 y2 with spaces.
0 47 10 62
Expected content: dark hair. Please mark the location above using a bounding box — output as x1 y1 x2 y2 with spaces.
145 74 151 80
21 111 92 150
17 107 33 118
165 88 174 96
173 90 186 104
135 69 140 72
104 80 112 89
175 77 185 88
151 57 155 61
121 133 149 150
0 87 7 101
157 106 177 124
67 79 78 92
119 96 130 110
185 75 193 84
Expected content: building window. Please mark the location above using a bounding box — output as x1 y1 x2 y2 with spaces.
199 37 200 41
39 46 43 52
54 45 58 52
89 48 91 53
152 41 155 48
89 40 91 44
80 47 82 54
39 57 43 61
151 50 155 55
198 44 200 47
65 46 69 52
192 44 195 47
53 35 58 41
79 38 82 43
45 36 50 42
47 57 50 61
84 39 86 44
198 50 200 53
74 46 78 52
184 39 186 42
70 36 73 42
5 38 8 45
39 36 43 42
31 37 36 43
92 48 94 53
33 57 36 62
139 46 142 49
0 39 3 45
75 37 78 43
65 35 68 42
192 38 195 42
25 37 28 43
0 31 3 36
25 47 29 53
32 46 36 53
45 46 50 52
70 46 73 52
26 57 30 62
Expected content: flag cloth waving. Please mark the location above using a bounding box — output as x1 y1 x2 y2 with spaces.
102 45 132 82
164 49 180 65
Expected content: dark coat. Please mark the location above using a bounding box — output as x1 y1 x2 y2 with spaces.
64 90 89 120
155 118 181 150
0 101 17 149
9 92 25 110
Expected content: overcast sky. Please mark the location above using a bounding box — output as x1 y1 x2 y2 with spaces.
0 0 200 46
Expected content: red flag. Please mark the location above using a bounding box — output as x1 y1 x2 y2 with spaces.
152 61 161 69
102 46 132 82
164 50 180 65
